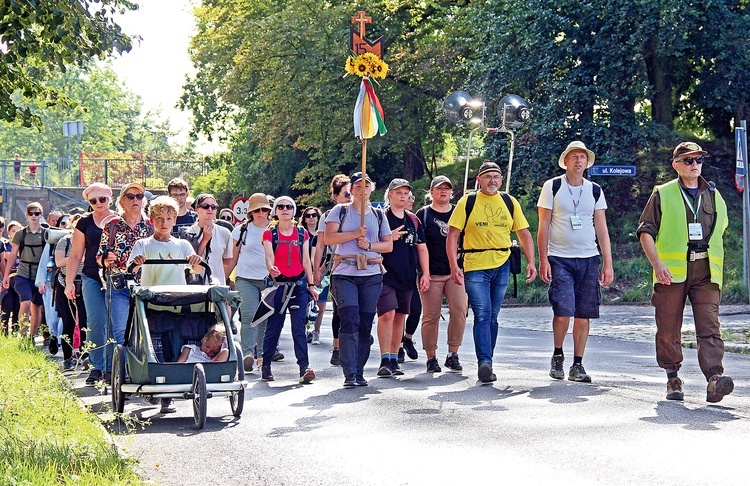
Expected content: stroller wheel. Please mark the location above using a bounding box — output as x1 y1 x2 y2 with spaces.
230 343 245 417
111 345 126 414
192 364 207 429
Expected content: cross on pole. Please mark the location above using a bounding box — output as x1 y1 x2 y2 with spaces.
352 11 371 39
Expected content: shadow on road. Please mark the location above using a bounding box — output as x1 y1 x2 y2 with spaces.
527 381 609 404
639 401 741 430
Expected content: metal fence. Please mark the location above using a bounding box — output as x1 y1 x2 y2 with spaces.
0 157 207 189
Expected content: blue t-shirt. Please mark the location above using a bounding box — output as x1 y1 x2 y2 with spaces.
327 203 391 277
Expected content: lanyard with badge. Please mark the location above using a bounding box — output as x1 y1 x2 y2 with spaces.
680 188 703 240
565 176 584 230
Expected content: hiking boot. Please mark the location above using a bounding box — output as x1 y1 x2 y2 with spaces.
402 336 418 360
299 368 316 384
426 356 442 373
397 347 405 363
311 331 320 345
343 375 357 387
243 354 255 372
377 359 393 377
706 374 734 403
549 355 565 380
444 354 463 371
330 348 341 366
666 377 684 401
390 359 404 376
272 349 284 361
478 362 496 383
85 369 102 385
568 363 592 383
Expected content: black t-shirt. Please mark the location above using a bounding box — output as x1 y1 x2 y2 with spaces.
416 205 454 276
75 213 104 280
382 209 425 290
173 211 198 238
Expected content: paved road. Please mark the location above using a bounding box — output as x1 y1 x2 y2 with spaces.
71 305 750 486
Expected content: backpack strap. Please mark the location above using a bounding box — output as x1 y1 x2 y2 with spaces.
459 192 514 255
270 225 306 268
553 175 601 203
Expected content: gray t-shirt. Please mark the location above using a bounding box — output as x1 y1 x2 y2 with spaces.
327 203 391 277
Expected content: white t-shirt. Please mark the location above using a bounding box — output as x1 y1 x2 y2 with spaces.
127 237 195 286
231 220 269 280
537 176 607 258
327 203 391 277
187 223 233 283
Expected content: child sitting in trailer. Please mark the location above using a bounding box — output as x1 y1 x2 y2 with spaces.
177 326 229 363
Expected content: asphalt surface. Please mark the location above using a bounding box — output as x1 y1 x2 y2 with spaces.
67 305 750 486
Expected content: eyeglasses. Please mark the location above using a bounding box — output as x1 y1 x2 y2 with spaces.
198 204 218 211
304 213 318 219
680 157 704 166
123 193 145 201
252 208 270 214
170 192 187 198
276 204 294 211
482 174 502 181
27 211 42 216
88 196 108 205
220 215 233 221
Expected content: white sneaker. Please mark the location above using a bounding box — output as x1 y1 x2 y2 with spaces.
311 332 320 345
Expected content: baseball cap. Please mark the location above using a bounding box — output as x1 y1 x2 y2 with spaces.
387 178 412 192
430 175 453 189
673 142 707 160
350 172 372 185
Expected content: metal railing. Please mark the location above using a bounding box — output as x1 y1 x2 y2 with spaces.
0 157 207 189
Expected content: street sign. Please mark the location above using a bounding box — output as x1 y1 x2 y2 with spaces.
588 165 636 176
231 197 249 223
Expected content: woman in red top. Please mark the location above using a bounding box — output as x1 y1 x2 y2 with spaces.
260 196 318 384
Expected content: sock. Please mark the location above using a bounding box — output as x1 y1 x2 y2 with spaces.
389 353 398 361
573 356 582 365
667 371 678 380
553 347 563 357
381 354 389 365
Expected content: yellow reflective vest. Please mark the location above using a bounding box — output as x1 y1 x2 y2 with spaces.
654 179 727 288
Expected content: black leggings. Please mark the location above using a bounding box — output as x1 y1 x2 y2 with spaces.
54 278 87 361
405 288 422 336
1 279 20 334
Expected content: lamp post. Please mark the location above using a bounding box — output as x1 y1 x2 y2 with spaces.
443 92 530 194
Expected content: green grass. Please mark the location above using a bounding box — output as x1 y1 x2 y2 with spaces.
0 336 142 485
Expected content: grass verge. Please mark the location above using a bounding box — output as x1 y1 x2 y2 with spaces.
0 336 142 484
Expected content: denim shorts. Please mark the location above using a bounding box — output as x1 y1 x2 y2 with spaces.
13 275 43 305
376 284 413 316
548 255 601 319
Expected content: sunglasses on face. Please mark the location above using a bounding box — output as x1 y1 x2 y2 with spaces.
220 215 233 221
27 211 41 216
252 208 270 214
89 196 108 205
123 193 145 201
276 204 294 211
344 192 351 198
198 204 218 211
304 213 318 219
680 156 704 166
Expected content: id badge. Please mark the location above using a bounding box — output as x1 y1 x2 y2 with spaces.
688 223 703 241
570 216 583 230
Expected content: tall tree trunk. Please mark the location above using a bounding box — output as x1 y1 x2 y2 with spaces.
402 140 425 181
643 36 673 129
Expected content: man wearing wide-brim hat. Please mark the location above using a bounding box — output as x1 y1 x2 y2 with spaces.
446 161 537 384
537 141 614 384
637 141 734 403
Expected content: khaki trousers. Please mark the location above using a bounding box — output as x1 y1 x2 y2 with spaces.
652 258 724 380
419 274 468 351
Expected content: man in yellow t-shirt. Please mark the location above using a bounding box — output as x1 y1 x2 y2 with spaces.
446 161 537 383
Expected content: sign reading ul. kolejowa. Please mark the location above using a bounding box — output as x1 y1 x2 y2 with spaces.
588 165 636 176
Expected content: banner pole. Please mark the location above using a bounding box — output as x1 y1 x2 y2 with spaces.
361 138 367 227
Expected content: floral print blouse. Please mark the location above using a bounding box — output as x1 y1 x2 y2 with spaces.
99 216 153 273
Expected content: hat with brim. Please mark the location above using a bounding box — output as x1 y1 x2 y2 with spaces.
248 193 272 212
672 141 707 160
387 178 412 192
430 175 453 189
350 172 372 185
118 182 146 202
82 182 112 201
558 141 595 169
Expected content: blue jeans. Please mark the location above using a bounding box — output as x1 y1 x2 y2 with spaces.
236 277 267 358
81 275 106 372
262 281 311 374
465 262 510 365
105 282 130 372
331 274 382 379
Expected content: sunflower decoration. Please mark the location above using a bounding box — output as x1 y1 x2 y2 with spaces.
344 51 388 79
